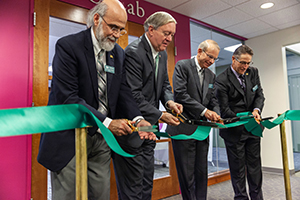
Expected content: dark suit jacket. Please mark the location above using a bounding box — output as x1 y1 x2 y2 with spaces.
215 66 265 142
37 28 141 172
125 34 174 124
166 58 220 136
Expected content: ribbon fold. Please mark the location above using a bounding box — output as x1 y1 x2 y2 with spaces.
1 104 299 155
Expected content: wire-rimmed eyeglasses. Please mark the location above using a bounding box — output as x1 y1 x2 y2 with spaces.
99 14 127 36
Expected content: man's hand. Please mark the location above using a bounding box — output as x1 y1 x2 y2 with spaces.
167 100 183 114
108 119 133 136
252 109 261 124
204 110 220 122
134 119 157 140
160 112 180 126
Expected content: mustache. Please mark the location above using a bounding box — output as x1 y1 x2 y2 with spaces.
105 35 117 42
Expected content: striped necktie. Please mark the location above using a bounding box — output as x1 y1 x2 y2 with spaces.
97 49 108 115
199 68 204 89
239 74 246 92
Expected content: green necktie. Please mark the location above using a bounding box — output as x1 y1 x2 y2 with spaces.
155 54 159 80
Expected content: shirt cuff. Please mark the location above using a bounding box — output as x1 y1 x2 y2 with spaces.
200 108 207 117
97 117 112 134
254 108 261 114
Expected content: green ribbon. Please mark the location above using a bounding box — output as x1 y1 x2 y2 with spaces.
0 104 134 157
1 104 300 155
158 111 300 140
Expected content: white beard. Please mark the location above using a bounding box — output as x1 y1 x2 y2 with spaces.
96 23 116 51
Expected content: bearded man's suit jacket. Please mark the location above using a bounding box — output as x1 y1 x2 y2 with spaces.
37 28 142 172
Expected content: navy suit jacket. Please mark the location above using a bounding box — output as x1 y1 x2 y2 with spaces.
166 58 220 135
37 28 142 172
215 66 265 142
125 34 174 124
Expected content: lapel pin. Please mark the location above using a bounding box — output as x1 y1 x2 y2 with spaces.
110 55 113 58
246 73 248 76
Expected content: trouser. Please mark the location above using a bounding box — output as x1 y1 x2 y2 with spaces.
51 133 111 200
172 138 209 200
112 139 156 200
225 131 263 200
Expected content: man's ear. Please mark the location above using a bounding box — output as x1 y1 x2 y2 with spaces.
148 25 155 36
198 48 203 54
94 13 100 26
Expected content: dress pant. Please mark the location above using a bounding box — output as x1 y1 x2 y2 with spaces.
224 129 263 200
172 138 209 200
51 133 111 200
112 139 156 200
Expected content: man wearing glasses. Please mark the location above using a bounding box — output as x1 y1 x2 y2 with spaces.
166 39 221 200
112 11 183 200
215 45 265 200
37 1 156 199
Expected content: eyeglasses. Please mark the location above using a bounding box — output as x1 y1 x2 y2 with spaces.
154 28 175 38
203 50 219 62
161 31 175 38
99 14 127 36
235 57 253 66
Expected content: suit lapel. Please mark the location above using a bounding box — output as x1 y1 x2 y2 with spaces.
202 69 209 102
192 61 203 99
141 34 158 99
84 28 98 103
244 70 251 106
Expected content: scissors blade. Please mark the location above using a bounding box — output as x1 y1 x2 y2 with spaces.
184 119 220 128
136 125 158 132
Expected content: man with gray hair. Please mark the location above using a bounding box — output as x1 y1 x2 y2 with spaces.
166 39 221 200
112 11 183 200
37 0 155 199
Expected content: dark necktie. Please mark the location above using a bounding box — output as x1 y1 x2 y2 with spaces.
239 74 246 92
199 68 204 89
97 49 108 115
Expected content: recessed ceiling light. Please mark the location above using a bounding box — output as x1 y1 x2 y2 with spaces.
260 2 274 9
224 44 242 52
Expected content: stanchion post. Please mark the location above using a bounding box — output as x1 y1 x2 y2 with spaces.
75 127 88 200
278 114 292 200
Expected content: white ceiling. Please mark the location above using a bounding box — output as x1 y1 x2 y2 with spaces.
145 0 300 39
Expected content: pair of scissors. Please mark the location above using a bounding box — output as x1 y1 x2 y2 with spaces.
219 116 273 124
125 119 158 132
167 110 221 128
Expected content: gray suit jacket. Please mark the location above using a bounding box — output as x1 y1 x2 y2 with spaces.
166 58 220 136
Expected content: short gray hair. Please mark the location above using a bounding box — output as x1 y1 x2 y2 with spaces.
86 1 108 28
143 11 177 32
198 39 220 51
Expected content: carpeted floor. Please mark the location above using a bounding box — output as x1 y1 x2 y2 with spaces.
162 172 300 200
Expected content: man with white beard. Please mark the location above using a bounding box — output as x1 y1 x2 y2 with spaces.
37 0 155 199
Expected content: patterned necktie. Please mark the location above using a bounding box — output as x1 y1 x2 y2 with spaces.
155 54 159 80
239 74 246 92
97 49 108 115
199 68 204 89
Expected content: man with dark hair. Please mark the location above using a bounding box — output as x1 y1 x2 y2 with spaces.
37 1 155 199
216 45 265 200
166 39 221 200
112 11 183 200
